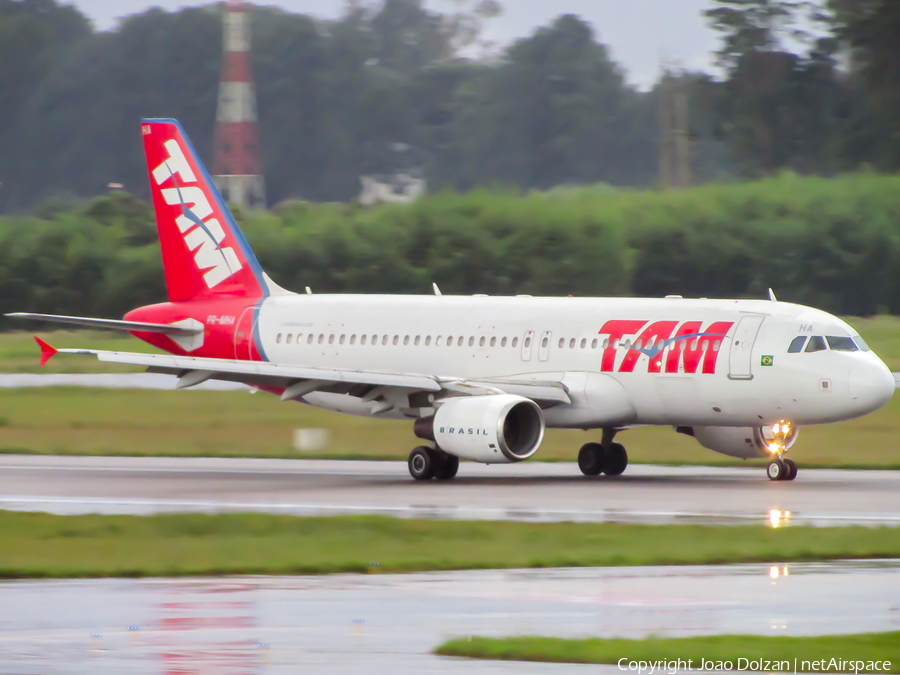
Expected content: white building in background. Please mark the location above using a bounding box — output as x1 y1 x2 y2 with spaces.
359 171 427 206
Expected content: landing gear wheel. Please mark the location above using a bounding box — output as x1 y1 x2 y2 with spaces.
434 454 460 481
408 446 436 481
767 459 786 481
578 443 605 476
783 459 798 481
603 443 628 476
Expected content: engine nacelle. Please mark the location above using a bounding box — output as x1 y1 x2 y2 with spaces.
689 424 800 459
415 395 545 464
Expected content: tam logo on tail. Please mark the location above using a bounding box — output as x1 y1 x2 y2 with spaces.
142 119 266 302
151 138 242 289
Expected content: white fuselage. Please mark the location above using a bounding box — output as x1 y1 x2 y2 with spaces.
252 294 895 429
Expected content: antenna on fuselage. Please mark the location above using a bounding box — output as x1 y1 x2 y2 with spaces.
768 288 778 302
306 287 313 295
433 283 442 296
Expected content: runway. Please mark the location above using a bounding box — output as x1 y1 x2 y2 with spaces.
1 561 899 674
2 455 900 526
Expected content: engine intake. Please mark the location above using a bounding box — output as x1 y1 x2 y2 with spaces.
415 394 545 464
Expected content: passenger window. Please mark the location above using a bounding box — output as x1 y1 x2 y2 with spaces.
501 337 508 347
701 340 708 352
425 336 431 346
569 338 576 349
806 336 827 353
318 334 324 344
524 337 531 348
393 336 399 346
308 334 314 345
591 339 598 349
558 338 564 349
361 335 367 345
542 337 550 349
403 336 410 346
469 337 475 347
276 333 282 344
436 336 443 346
788 336 807 353
328 335 335 345
827 336 858 352
603 339 609 349
382 335 389 345
350 335 356 345
490 337 496 347
853 335 871 352
339 335 346 345
479 336 486 347
713 340 721 351
458 336 464 347
512 337 519 348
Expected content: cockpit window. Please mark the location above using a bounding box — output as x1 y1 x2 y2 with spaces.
788 336 807 353
805 336 827 353
827 336 859 352
853 335 872 352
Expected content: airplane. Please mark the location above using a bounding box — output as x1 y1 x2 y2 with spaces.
9 119 896 482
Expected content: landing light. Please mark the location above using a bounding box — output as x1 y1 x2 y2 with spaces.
769 565 779 578
768 443 780 454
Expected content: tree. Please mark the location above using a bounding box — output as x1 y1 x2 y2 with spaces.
829 0 900 169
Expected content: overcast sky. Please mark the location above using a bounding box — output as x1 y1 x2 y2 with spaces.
69 0 720 89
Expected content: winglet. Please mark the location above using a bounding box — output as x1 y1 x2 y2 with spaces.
34 336 58 366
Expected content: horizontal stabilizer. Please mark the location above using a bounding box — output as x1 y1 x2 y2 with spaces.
6 313 202 336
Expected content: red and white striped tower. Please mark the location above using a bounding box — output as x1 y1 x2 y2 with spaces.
212 0 266 209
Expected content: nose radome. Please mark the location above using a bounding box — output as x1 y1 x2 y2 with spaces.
849 362 895 413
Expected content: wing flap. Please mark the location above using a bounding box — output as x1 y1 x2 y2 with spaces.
7 313 201 336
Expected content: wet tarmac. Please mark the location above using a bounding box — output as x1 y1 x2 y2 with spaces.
1 561 898 674
2 456 900 527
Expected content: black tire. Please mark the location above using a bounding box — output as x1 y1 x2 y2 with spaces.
408 446 436 481
783 458 798 481
578 443 605 476
767 459 785 481
434 454 460 480
603 443 628 476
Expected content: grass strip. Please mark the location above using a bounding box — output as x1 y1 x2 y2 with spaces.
1 512 899 578
435 634 900 671
2 386 900 468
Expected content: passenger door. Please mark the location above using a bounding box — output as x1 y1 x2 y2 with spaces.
728 315 766 380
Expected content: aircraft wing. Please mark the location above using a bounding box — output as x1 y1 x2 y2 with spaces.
40 342 571 405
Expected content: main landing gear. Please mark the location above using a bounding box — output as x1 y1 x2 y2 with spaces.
408 446 460 481
578 429 628 477
767 457 798 482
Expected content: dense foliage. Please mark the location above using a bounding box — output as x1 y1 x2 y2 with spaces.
3 0 900 210
3 173 900 326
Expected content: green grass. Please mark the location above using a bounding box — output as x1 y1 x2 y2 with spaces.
1 512 899 578
435 634 900 670
0 330 157 373
0 386 899 467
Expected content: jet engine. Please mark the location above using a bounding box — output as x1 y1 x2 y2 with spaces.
414 394 545 464
686 423 800 460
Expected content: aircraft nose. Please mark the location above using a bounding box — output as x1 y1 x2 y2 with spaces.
848 361 895 413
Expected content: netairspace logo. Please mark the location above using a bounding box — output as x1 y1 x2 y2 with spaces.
617 658 892 674
151 138 243 289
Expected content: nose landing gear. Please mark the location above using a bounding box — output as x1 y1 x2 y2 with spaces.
765 421 798 481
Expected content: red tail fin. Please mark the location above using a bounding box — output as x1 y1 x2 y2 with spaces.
141 119 267 302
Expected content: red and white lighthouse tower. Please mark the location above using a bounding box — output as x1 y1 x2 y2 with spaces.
212 0 266 209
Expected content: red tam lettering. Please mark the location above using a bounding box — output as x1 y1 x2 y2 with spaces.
665 322 703 374
618 321 679 373
598 320 647 372
701 321 734 374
